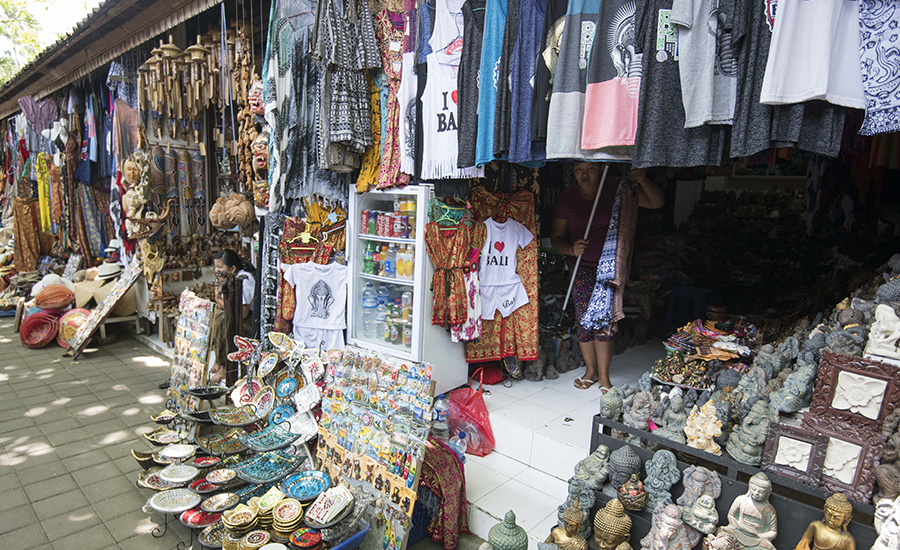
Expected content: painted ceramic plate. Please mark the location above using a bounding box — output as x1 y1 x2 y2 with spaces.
188 386 230 400
242 530 270 547
143 426 187 445
189 478 219 494
195 428 248 455
290 528 322 548
159 463 200 483
202 492 239 513
156 444 198 461
259 352 279 377
257 487 285 511
206 468 237 484
253 386 276 417
273 499 303 522
223 505 257 527
269 404 295 426
149 489 202 513
138 468 185 491
276 378 298 398
199 520 226 548
151 409 177 423
231 378 263 406
192 456 222 468
180 506 222 528
281 470 330 502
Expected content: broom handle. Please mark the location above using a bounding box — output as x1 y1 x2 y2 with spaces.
562 164 609 313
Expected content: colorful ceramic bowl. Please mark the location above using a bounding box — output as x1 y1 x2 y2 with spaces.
148 489 202 514
281 471 330 502
159 463 200 484
206 468 237 484
180 506 222 528
202 492 239 513
199 520 226 548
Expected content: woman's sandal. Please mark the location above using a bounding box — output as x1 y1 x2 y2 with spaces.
574 378 597 390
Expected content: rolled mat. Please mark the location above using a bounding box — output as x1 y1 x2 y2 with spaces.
20 311 63 349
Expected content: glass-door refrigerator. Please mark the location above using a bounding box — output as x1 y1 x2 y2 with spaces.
347 185 466 394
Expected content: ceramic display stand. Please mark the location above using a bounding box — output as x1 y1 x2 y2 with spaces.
588 416 878 550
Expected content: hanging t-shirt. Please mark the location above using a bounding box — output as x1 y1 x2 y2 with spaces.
670 0 737 127
581 0 643 151
531 0 569 142
399 51 418 175
508 0 547 163
858 2 900 135
633 0 728 168
458 0 486 168
493 0 520 158
480 217 533 319
759 0 865 109
474 0 508 166
283 263 348 349
545 0 634 161
730 0 845 158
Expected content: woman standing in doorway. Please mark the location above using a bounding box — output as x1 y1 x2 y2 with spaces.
551 162 663 390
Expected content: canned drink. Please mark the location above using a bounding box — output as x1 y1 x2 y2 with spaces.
385 213 395 237
360 210 369 234
367 211 378 234
391 321 402 345
401 292 412 321
376 213 388 236
393 216 406 238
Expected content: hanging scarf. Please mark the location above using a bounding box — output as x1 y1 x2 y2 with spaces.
36 153 51 232
581 181 622 331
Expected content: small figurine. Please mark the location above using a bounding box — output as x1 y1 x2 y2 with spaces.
753 345 788 380
683 494 719 535
875 463 900 504
685 401 723 455
770 365 817 413
546 499 588 550
736 367 767 408
618 474 648 511
593 499 633 550
558 477 595 539
719 473 777 550
678 466 722 508
606 446 642 496
725 400 779 466
703 532 738 550
653 393 688 444
623 392 653 446
825 327 866 357
643 450 681 511
619 385 637 410
866 304 900 361
574 445 611 491
874 496 900 549
600 389 625 422
794 493 855 550
640 503 701 550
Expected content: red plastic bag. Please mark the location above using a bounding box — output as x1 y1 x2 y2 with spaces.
448 369 496 457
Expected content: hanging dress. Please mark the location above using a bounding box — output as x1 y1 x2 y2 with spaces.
424 221 486 326
375 10 412 189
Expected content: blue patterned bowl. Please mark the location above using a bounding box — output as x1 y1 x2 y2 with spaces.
281 470 331 502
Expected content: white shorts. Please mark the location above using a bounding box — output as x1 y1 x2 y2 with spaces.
480 283 529 320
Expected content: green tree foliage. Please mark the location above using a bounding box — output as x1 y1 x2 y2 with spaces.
0 0 50 86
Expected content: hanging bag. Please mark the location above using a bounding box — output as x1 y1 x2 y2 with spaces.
448 368 496 457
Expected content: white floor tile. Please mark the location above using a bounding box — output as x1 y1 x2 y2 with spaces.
527 511 560 541
519 388 591 414
545 378 605 398
489 417 534 464
534 415 592 451
468 505 499 541
494 400 567 431
530 434 587 481
482 390 517 413
513 467 569 501
467 449 530 478
465 460 511 502
474 479 562 533
567 400 600 423
487 380 546 400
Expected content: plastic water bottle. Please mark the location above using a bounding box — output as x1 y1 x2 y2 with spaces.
449 431 467 463
432 394 450 442
375 299 388 342
362 283 377 338
385 244 397 278
377 284 390 306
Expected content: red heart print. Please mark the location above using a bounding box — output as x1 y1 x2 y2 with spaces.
494 241 505 253
451 90 458 104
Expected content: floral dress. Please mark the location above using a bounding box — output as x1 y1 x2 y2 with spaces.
375 10 411 189
424 221 486 327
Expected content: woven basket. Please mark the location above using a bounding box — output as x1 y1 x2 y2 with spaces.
20 311 62 349
92 283 137 316
72 280 104 309
35 284 75 310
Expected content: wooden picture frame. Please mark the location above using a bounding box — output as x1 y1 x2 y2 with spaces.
760 423 828 486
803 417 885 504
807 350 900 435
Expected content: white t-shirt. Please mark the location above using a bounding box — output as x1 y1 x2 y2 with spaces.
283 263 349 332
479 218 533 319
671 0 737 127
237 269 255 306
759 0 865 109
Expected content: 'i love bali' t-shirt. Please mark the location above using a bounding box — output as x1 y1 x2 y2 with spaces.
479 217 533 319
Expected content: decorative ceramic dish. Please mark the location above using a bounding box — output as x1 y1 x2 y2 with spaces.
206 468 237 484
273 499 303 523
210 405 260 427
156 444 198 461
148 488 202 514
159 463 200 484
188 386 230 400
223 504 258 528
290 528 322 549
189 478 219 494
231 378 263 406
233 482 273 504
237 423 300 452
259 352 279 377
198 520 226 548
180 506 222 528
195 428 248 455
138 468 186 490
192 456 222 468
257 487 286 511
242 530 270 547
143 426 188 446
275 378 298 398
151 409 177 424
232 449 304 484
201 492 240 513
281 470 330 502
132 449 156 470
253 386 276 418
269 404 295 426
179 410 215 424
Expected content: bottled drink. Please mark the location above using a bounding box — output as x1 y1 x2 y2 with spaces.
401 292 412 321
361 283 377 338
363 242 374 274
375 298 388 343
407 245 416 277
372 244 382 276
432 394 450 442
376 284 390 306
393 197 402 217
448 431 467 463
378 246 387 277
396 245 407 279
403 315 412 348
385 244 397 279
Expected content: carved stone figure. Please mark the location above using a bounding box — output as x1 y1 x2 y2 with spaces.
866 304 900 361
875 464 900 504
719 473 777 550
644 450 680 511
770 365 817 414
683 494 719 535
593 499 633 550
753 345 788 380
652 393 688 444
606 446 642 497
547 498 588 550
678 466 722 508
574 445 610 491
875 278 900 304
778 337 800 361
703 532 738 550
736 367 767 407
600 389 625 422
803 332 827 361
760 369 791 400
794 493 855 550
638 372 652 393
873 495 900 549
726 401 779 466
618 474 648 511
685 401 723 455
623 392 653 446
620 385 637 410
558 477 595 540
884 432 900 466
716 369 743 392
640 504 701 550
825 327 866 357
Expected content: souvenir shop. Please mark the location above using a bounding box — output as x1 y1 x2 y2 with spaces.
1 0 900 549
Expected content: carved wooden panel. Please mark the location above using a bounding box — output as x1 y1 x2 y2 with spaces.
803 416 886 503
761 423 827 486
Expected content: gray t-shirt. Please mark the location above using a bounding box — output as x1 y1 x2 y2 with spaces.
457 0 486 168
633 0 727 168
730 0 845 158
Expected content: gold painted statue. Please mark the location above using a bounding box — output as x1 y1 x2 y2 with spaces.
794 493 856 550
546 498 588 550
594 499 633 550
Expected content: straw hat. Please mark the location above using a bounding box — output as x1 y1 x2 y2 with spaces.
85 267 99 281
96 262 123 280
30 273 74 296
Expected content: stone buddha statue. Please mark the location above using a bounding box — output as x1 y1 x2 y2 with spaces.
641 504 701 550
653 394 688 444
677 466 722 508
703 532 738 550
594 499 633 550
574 445 610 491
643 450 681 511
623 391 653 447
558 477 595 539
605 446 642 497
794 493 855 550
719 473 778 550
726 401 779 466
683 494 719 535
600 389 625 422
546 498 588 550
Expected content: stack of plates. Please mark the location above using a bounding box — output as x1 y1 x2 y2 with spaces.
271 499 304 543
239 530 271 550
223 531 243 550
222 504 259 539
256 487 285 530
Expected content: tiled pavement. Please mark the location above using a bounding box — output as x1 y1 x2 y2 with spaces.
0 321 197 550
